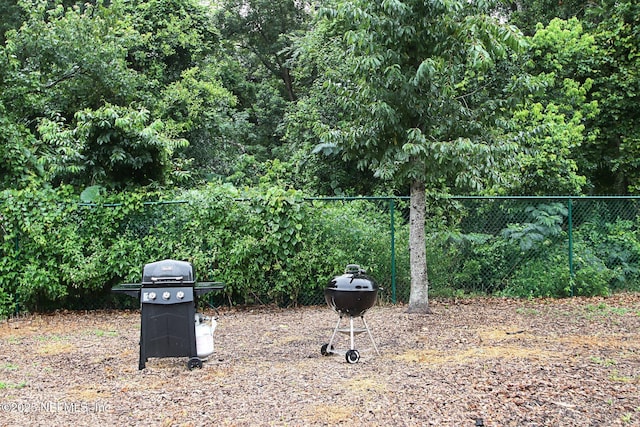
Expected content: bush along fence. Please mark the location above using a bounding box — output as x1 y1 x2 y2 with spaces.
1 185 640 316
430 196 640 299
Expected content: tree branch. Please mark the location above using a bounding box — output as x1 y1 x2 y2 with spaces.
43 64 82 89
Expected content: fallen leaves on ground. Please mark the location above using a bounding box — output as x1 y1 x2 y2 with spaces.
1 294 639 426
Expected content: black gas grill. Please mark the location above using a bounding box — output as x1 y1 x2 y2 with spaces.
321 264 380 363
112 259 224 370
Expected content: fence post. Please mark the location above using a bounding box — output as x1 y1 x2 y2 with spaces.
389 198 397 304
568 198 574 296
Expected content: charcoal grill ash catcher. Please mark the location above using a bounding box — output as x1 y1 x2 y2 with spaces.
321 264 380 363
111 259 224 370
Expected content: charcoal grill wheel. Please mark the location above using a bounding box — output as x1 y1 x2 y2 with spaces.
320 343 334 356
187 357 203 370
345 349 360 364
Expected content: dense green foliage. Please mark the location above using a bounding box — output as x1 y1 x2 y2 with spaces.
290 0 524 193
0 185 408 315
426 199 640 299
587 2 640 194
1 0 640 313
0 0 638 195
0 0 638 194
3 186 640 316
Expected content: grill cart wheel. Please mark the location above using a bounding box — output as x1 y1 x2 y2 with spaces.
187 357 203 370
345 349 360 364
320 343 334 356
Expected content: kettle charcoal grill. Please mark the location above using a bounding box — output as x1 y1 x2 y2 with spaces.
321 264 380 364
111 259 224 370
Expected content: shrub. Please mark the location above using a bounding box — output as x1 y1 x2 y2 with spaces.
3 188 640 314
500 241 613 298
0 184 400 312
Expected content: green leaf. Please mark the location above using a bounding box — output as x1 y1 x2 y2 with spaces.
80 185 104 203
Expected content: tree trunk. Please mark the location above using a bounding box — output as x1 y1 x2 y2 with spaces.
407 179 431 314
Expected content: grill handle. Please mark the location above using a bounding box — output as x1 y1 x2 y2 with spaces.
344 264 365 274
150 276 184 282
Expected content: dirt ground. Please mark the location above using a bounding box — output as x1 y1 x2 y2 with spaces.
1 294 639 426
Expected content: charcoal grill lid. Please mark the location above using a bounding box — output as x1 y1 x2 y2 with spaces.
326 264 378 291
324 264 379 316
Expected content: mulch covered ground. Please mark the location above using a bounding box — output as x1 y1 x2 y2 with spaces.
1 294 639 426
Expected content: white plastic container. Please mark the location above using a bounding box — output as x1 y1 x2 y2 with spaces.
195 314 217 359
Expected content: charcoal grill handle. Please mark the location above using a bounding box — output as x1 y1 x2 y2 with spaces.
345 264 360 273
150 276 184 282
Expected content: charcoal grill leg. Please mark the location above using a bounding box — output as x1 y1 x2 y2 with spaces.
361 316 380 355
327 316 342 353
349 317 355 350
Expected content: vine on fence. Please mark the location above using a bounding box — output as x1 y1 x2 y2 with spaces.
0 185 401 315
1 187 640 316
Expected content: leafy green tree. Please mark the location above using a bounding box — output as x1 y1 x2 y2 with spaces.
3 0 141 122
292 0 524 313
585 1 640 193
0 0 24 45
0 0 136 189
37 104 188 188
215 0 310 102
503 2 640 195
124 0 220 85
0 0 240 189
494 18 597 195
505 0 589 36
153 63 253 184
122 0 261 184
0 102 43 189
500 3 640 195
0 0 148 189
213 0 314 170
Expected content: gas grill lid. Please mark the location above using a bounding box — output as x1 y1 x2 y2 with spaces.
142 259 195 285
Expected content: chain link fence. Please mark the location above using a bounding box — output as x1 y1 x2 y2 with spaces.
426 197 640 300
2 195 640 313
304 196 640 304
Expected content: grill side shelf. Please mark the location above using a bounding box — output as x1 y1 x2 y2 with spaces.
111 283 142 298
194 282 225 297
111 282 224 298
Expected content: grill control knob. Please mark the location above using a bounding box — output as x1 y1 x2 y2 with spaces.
162 291 171 300
176 291 185 300
148 292 157 300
